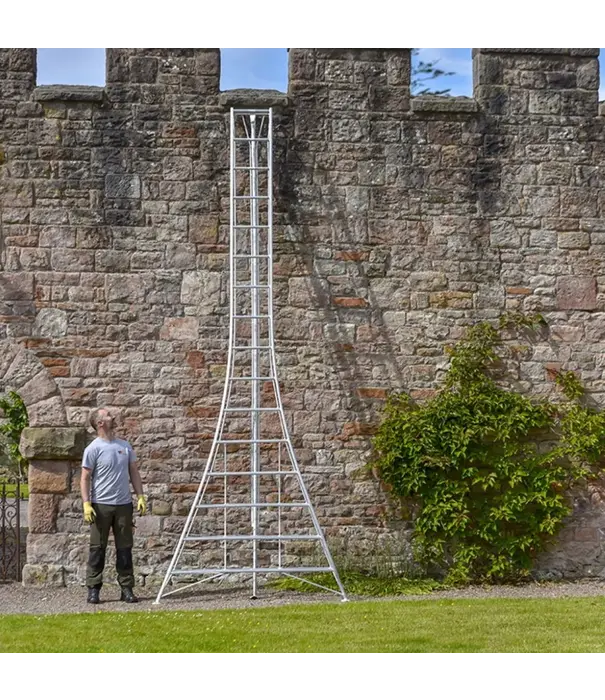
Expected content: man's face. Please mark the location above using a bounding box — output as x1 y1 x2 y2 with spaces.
98 409 114 431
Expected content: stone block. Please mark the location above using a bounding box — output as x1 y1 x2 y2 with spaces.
20 427 87 460
29 460 70 494
29 494 59 533
133 515 162 536
21 564 65 587
17 370 58 405
105 174 141 199
26 397 68 428
32 308 68 338
556 277 597 311
129 56 158 83
151 500 172 516
0 272 34 301
160 317 199 341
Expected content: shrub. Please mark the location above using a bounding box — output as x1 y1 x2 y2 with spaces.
372 316 605 585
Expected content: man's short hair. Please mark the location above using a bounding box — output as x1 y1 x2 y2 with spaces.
89 408 103 431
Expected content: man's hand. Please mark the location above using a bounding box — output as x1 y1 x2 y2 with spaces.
83 501 96 524
137 495 147 516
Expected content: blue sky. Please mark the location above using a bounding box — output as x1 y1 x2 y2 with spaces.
36 48 604 98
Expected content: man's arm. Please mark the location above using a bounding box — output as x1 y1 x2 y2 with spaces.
81 467 92 503
129 459 147 515
80 466 96 523
129 460 144 497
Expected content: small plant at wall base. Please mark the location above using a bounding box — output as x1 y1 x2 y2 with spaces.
0 390 29 481
372 316 605 586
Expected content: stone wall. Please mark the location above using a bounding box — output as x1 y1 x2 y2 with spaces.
1 48 605 585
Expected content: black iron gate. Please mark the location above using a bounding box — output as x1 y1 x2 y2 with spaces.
0 478 23 582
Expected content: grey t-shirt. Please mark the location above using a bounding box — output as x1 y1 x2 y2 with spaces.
82 437 135 506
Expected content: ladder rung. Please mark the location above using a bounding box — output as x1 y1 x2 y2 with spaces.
196 502 307 509
208 470 291 476
234 285 270 289
234 166 269 171
233 314 270 319
234 225 270 229
229 376 275 381
184 535 320 542
224 407 279 412
234 195 269 200
234 255 271 259
172 567 333 576
217 439 284 444
232 346 272 351
234 137 269 142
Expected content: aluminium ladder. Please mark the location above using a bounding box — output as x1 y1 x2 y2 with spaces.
154 108 347 603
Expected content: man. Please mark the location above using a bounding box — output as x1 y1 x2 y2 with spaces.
80 407 147 605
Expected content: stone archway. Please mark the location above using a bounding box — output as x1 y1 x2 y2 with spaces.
0 338 86 585
0 339 67 427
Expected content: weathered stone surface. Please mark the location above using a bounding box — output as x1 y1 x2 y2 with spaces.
20 427 87 460
29 494 59 533
21 564 65 586
0 273 34 300
29 460 70 494
33 85 104 102
27 397 68 427
17 370 58 405
151 499 171 515
556 277 597 310
32 308 68 338
105 174 141 199
219 89 289 108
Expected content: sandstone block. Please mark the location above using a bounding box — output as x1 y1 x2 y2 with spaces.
29 494 59 533
21 564 65 587
0 272 34 301
20 427 87 460
29 460 70 494
556 277 597 311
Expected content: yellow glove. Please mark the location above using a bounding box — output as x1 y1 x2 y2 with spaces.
83 501 96 524
137 495 147 516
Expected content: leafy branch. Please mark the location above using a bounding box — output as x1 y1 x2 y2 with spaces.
0 391 29 480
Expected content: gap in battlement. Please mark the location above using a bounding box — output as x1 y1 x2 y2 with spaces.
220 48 287 91
36 48 106 86
599 49 605 102
411 48 472 97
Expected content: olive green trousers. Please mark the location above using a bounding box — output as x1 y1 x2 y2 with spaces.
86 502 135 588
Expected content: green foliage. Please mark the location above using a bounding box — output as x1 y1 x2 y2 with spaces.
372 317 605 585
0 391 29 480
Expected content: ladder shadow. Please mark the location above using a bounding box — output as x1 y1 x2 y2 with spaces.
274 150 407 446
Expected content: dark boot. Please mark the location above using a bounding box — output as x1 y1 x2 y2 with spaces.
120 586 139 603
87 586 101 604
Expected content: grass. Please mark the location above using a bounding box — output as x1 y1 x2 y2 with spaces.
269 571 445 596
2 597 605 652
0 481 28 499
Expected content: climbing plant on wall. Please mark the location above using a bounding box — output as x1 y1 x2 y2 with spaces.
372 315 605 585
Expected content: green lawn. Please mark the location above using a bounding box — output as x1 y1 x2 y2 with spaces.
0 481 28 498
2 597 605 652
